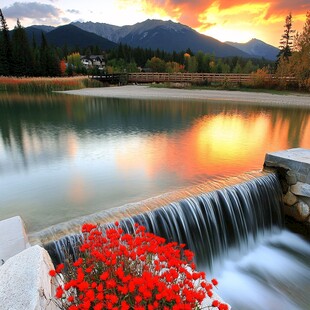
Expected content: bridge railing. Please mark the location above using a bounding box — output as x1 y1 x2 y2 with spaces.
91 73 296 85
127 72 273 84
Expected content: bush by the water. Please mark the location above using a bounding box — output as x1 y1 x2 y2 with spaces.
49 223 228 310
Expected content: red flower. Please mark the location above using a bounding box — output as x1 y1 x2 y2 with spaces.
100 271 109 281
49 270 56 277
219 303 229 310
73 258 83 267
211 278 219 286
50 223 223 310
55 263 64 273
67 295 74 302
55 286 64 298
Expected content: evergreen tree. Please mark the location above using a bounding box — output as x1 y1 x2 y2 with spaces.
277 13 295 63
40 32 49 76
11 19 33 76
0 9 12 75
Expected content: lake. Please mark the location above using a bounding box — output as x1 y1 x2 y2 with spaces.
0 92 310 233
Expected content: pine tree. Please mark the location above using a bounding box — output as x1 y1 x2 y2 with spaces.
0 9 12 75
277 13 295 62
39 32 49 76
11 19 33 76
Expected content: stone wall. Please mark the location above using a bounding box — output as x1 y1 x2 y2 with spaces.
264 148 310 235
0 245 58 310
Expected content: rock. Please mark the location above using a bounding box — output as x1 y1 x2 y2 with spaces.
286 171 297 185
283 204 297 218
280 179 289 194
291 182 310 198
0 245 58 310
296 201 310 222
0 216 30 263
283 191 298 206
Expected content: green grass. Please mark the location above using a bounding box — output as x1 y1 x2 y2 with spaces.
148 82 307 96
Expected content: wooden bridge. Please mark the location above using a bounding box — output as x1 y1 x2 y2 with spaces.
91 74 128 84
127 72 260 84
91 72 283 85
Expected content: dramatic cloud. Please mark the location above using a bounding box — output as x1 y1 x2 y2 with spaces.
3 2 61 18
118 0 310 44
2 1 69 26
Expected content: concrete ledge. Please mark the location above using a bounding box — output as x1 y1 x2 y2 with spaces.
264 148 310 183
264 148 310 234
0 245 58 310
0 216 30 263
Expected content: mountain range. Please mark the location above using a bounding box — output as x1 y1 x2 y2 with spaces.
26 19 278 60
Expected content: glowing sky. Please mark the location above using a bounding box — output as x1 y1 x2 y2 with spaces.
1 0 309 46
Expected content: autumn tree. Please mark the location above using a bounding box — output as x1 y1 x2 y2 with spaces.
288 11 310 90
145 56 166 72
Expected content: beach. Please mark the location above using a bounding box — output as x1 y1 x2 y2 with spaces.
60 85 310 107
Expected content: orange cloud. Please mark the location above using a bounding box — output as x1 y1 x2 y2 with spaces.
118 0 310 45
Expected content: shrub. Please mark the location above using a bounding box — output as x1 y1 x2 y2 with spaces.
49 223 228 310
250 68 273 89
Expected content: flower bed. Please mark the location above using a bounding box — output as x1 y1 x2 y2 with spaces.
49 222 228 310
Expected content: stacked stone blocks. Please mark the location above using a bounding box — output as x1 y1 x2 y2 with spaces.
264 148 310 224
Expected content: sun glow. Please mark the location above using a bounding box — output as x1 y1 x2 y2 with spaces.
196 1 273 43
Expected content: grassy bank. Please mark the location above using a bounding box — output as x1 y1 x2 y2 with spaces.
0 76 103 93
149 81 305 96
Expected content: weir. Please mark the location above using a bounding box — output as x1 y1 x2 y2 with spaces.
45 173 284 268
1 149 310 310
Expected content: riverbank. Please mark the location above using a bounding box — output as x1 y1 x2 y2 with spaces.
60 85 310 107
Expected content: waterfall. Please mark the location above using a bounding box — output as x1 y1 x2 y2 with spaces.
44 173 283 268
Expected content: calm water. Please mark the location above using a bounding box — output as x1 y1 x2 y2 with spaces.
0 92 310 233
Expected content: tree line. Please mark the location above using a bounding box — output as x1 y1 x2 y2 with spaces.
0 10 62 76
0 9 273 78
276 11 310 90
106 43 274 74
1 7 309 91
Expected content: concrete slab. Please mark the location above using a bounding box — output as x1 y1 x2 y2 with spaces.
264 148 310 174
0 216 30 263
0 245 58 310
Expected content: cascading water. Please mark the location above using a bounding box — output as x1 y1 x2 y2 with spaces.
44 173 310 309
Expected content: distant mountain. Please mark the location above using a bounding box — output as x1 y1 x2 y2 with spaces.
73 19 251 58
31 25 55 33
23 19 278 59
72 21 120 42
24 24 117 50
226 39 279 61
24 26 47 45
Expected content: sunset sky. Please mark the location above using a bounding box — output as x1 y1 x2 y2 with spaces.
1 0 309 46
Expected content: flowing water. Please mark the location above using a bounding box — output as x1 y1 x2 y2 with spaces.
45 173 310 310
0 92 310 309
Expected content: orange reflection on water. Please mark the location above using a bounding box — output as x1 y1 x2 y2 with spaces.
301 118 310 146
116 111 310 181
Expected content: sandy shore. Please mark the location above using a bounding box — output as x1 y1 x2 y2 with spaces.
60 85 310 107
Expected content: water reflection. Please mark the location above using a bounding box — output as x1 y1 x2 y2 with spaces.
0 93 309 231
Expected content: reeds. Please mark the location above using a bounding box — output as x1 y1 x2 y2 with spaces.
0 76 103 93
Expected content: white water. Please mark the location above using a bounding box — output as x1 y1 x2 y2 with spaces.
214 230 310 310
